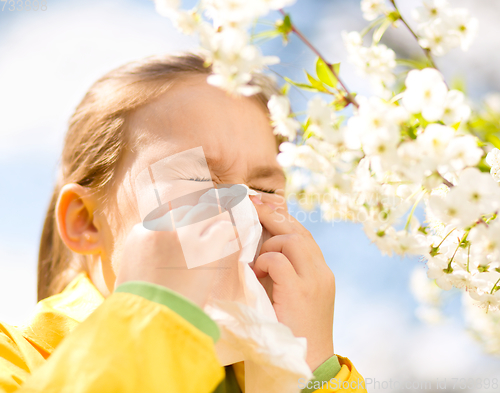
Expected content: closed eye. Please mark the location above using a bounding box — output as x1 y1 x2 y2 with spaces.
249 186 276 194
187 177 212 182
188 177 276 194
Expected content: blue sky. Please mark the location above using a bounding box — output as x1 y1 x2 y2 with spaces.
1 0 500 388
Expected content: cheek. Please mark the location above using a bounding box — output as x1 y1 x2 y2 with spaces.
102 184 144 273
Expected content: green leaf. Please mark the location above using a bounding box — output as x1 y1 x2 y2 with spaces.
477 157 490 173
487 134 500 150
283 76 321 92
315 58 339 88
280 83 291 96
329 96 348 111
387 10 401 22
429 246 439 257
275 14 293 37
303 118 313 139
396 58 431 70
305 72 329 92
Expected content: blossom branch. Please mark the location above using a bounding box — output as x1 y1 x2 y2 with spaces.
389 0 438 70
439 174 454 188
279 9 359 108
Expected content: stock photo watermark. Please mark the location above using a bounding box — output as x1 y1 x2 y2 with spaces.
134 146 397 271
298 377 499 391
1 0 47 11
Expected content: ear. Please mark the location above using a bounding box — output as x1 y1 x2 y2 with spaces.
56 183 103 255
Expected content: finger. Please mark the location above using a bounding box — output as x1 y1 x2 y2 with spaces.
249 195 310 237
252 252 298 287
252 191 288 211
259 234 315 277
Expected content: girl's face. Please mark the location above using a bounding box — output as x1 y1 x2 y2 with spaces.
95 74 287 293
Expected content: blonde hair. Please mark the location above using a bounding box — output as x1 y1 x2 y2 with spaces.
37 52 282 301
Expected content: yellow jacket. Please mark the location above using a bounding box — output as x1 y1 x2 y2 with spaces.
0 272 367 393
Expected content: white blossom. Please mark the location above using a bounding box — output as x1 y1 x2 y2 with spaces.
417 124 454 164
444 135 483 172
268 95 300 141
443 8 478 51
171 9 200 35
412 2 477 56
469 222 500 266
157 0 290 96
412 0 449 24
426 256 453 290
203 0 296 29
307 97 335 139
470 289 500 311
442 90 471 125
396 141 433 183
200 26 279 96
360 0 390 22
343 32 396 91
486 148 500 182
349 97 407 137
463 293 500 354
348 98 408 165
417 18 460 56
456 167 500 216
392 229 429 256
403 68 448 121
428 189 477 228
341 31 363 52
277 142 330 172
429 168 499 229
347 44 396 88
159 0 498 352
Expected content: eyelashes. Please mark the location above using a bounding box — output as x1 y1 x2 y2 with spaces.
187 177 276 194
187 177 212 182
250 186 277 194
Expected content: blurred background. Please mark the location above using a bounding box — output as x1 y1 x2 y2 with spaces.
1 0 499 391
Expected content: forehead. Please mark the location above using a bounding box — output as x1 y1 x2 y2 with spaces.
123 74 281 180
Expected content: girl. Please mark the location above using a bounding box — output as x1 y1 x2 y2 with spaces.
0 53 366 393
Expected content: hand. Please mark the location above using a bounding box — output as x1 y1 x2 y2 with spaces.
115 214 236 308
250 194 336 372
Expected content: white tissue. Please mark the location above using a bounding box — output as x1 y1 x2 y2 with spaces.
144 184 313 392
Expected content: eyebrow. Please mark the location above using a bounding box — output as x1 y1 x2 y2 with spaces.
247 165 286 183
201 156 285 183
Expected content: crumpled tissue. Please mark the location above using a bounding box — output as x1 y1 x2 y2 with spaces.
143 184 313 393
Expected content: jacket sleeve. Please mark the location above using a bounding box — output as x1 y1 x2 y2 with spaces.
0 281 225 393
300 355 367 393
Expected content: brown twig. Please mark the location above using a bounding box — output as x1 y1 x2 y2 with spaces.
279 9 359 108
389 0 439 69
440 174 454 188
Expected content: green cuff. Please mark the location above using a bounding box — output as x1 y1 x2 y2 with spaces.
115 281 220 343
301 355 342 393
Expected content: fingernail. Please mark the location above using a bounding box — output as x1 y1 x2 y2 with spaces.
250 195 263 205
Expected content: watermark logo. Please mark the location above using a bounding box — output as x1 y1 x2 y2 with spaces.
134 146 261 269
1 0 47 11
